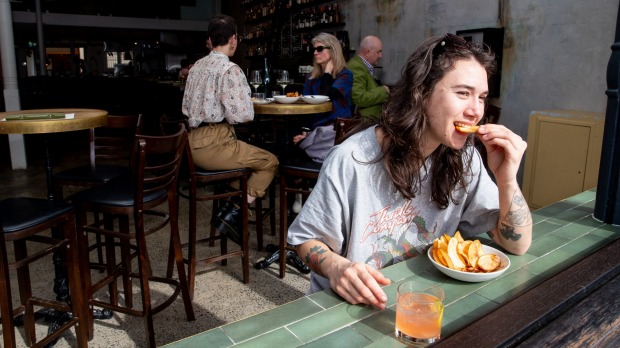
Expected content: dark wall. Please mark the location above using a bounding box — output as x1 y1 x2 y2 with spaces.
19 76 184 134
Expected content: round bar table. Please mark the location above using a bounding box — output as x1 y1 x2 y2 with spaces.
0 108 109 200
253 100 332 115
253 100 332 157
0 108 108 344
252 101 331 274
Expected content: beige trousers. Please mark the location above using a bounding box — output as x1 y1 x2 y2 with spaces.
188 123 278 198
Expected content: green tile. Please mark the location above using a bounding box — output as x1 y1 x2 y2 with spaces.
523 249 579 278
531 220 563 240
381 281 401 307
223 297 322 342
428 277 488 305
475 268 539 304
506 252 537 271
308 289 345 309
300 326 371 348
381 256 433 283
547 206 594 225
560 234 610 256
533 201 577 218
163 328 233 347
442 293 498 336
527 234 572 256
551 215 604 239
288 302 378 343
591 224 620 239
352 307 396 341
365 335 408 348
234 328 302 348
581 199 596 210
562 190 596 205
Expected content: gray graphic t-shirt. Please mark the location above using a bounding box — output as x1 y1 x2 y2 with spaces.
287 126 499 293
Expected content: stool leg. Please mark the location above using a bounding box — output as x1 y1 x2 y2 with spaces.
255 197 264 251
269 183 276 236
64 215 89 347
0 236 17 348
14 239 36 346
279 173 288 279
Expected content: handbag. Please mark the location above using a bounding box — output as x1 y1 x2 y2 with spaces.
298 124 336 163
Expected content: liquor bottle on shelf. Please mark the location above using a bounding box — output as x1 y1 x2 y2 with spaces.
262 57 271 97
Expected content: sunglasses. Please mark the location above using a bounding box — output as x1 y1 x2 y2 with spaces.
313 46 332 53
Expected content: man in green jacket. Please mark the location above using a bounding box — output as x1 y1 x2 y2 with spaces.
347 36 390 121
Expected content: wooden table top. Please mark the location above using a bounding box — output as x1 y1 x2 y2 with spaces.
0 108 108 134
253 101 331 115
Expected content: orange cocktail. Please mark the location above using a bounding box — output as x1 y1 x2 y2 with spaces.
395 282 444 347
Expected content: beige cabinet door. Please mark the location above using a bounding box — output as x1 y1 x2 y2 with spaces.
523 110 605 210
530 121 590 208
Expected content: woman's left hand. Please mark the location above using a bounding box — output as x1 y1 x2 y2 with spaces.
476 124 527 186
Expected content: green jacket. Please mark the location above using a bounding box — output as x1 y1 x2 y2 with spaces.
347 55 389 121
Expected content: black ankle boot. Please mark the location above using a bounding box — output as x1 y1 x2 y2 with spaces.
213 197 243 245
210 196 241 225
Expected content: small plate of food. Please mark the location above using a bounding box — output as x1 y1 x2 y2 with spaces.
427 232 510 282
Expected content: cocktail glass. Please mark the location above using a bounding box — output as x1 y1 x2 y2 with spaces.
395 281 444 347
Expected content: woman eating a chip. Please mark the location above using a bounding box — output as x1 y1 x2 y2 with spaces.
286 34 533 310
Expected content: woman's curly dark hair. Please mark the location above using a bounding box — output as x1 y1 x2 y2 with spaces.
378 34 496 209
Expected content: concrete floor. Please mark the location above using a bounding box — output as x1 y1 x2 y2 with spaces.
0 136 311 347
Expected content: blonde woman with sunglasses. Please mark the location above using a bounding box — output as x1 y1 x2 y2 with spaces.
293 32 353 163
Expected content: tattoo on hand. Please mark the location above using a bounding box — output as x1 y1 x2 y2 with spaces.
304 245 328 271
499 223 522 241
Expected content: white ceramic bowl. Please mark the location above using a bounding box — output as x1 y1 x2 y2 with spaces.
273 95 300 104
427 244 510 282
301 95 330 104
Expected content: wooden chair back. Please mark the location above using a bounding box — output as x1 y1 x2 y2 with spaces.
90 114 143 167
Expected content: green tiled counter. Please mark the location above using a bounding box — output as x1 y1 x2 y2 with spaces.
164 190 619 348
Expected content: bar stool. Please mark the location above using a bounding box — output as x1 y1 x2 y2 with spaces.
159 116 272 297
277 117 361 278
72 125 194 347
53 114 143 273
0 197 88 348
53 114 143 200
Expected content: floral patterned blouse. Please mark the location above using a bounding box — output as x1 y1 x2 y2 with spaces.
182 51 253 128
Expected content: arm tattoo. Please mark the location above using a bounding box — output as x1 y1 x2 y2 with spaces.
503 191 532 227
499 222 521 241
304 245 328 273
498 190 530 242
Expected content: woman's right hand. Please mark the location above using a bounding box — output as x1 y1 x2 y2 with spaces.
293 131 308 145
327 259 391 310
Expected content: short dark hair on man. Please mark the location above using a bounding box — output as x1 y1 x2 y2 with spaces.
208 15 237 48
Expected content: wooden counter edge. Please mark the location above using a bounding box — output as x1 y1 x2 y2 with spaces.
433 237 620 347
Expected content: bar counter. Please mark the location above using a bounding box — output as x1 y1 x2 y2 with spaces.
164 189 620 347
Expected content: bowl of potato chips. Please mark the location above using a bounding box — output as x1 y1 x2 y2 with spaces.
427 232 510 282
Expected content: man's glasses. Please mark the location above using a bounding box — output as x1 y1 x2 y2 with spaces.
313 46 332 53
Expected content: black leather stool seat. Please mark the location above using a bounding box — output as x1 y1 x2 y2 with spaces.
72 178 167 207
0 197 73 233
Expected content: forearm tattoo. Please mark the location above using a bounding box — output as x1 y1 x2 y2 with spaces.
499 190 532 241
504 194 531 226
304 245 328 272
